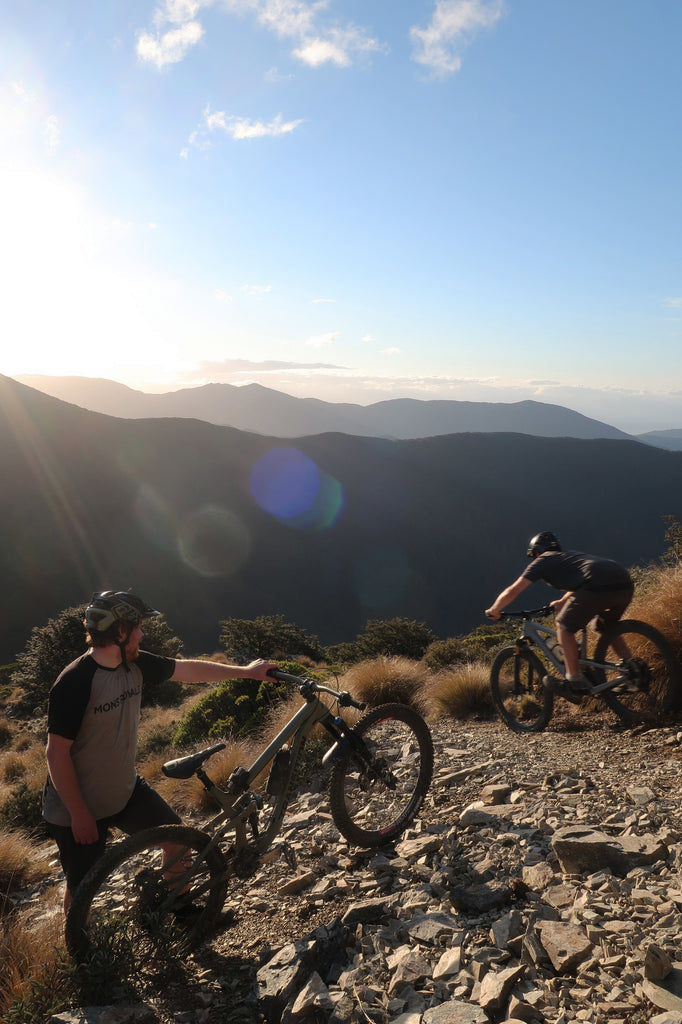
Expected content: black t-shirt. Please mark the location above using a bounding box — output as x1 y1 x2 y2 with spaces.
521 550 632 593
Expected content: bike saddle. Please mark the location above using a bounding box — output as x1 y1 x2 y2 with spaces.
162 742 227 779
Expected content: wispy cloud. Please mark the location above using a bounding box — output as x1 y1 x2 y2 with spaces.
293 26 386 68
410 0 504 77
311 297 335 304
307 331 338 347
209 110 302 139
137 20 205 68
138 0 385 70
241 283 272 296
664 297 682 308
184 106 303 153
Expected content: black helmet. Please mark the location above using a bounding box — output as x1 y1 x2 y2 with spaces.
85 591 160 633
527 532 562 558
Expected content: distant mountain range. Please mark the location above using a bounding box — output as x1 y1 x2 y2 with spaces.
1 374 679 665
16 374 639 442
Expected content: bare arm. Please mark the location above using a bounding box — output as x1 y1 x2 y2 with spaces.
170 657 277 685
485 576 531 620
46 734 99 844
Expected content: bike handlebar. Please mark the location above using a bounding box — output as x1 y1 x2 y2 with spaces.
267 669 366 711
494 605 553 620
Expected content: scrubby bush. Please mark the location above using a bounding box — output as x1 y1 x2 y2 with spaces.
422 637 467 671
219 615 323 662
0 783 44 835
326 618 437 666
10 606 183 715
172 660 315 747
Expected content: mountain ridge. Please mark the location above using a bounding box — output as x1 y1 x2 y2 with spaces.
15 374 633 442
1 374 678 664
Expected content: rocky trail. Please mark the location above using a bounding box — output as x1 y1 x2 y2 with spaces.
49 709 682 1024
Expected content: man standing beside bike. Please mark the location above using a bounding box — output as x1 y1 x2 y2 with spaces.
486 532 634 702
43 590 278 917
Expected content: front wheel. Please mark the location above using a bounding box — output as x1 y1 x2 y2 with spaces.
66 824 229 966
328 703 434 848
594 620 681 725
490 646 553 733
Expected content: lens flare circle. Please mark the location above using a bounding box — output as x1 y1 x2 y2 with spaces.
177 505 251 578
250 447 344 531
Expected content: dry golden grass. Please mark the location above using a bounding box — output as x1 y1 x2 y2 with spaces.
0 829 54 890
339 656 430 711
2 754 27 784
426 662 495 720
629 564 682 656
0 903 70 1020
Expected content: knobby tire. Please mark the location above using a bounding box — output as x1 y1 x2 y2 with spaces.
490 646 554 733
594 619 681 725
328 703 434 848
66 824 229 965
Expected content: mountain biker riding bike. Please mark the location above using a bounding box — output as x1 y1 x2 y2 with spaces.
485 532 634 702
43 590 277 917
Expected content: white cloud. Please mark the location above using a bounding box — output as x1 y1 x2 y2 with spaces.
241 283 272 295
137 0 384 71
361 333 375 343
307 330 338 347
664 297 682 308
214 288 233 302
186 107 303 147
137 20 205 68
293 26 386 67
411 0 504 77
381 346 402 355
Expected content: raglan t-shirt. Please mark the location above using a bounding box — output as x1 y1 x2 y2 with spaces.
43 650 175 827
521 550 633 593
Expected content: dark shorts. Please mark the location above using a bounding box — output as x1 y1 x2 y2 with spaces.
556 586 634 634
45 775 181 893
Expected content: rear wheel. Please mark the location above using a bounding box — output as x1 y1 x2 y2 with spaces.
66 824 229 966
490 646 553 733
594 620 681 724
329 704 434 847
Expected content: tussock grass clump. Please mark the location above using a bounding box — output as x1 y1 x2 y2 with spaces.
2 755 26 784
340 656 429 711
0 909 73 1023
426 662 494 720
630 564 682 658
0 829 53 890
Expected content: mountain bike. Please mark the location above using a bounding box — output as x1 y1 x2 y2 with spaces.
65 670 434 963
489 607 681 733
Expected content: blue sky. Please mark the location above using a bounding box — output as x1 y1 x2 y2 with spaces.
2 0 681 432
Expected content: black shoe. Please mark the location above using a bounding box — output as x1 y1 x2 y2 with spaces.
543 676 585 705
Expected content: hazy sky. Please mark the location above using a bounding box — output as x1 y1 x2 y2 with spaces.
2 1 681 432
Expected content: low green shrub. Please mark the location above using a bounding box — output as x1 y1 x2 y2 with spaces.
0 783 45 835
172 660 316 747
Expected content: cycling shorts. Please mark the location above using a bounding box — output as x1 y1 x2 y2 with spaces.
556 586 634 634
45 774 181 893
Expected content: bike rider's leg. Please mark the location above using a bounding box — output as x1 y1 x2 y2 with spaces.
556 624 582 680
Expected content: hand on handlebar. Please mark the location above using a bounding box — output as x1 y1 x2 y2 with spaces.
485 607 501 621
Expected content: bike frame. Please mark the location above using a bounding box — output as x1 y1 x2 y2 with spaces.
162 676 366 890
514 615 627 695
